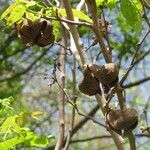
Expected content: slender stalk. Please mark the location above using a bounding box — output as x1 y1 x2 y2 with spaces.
85 0 127 149
95 94 126 150
127 132 136 150
63 0 88 66
123 76 150 89
54 28 67 150
45 104 100 150
85 0 111 63
120 29 150 86
64 56 77 150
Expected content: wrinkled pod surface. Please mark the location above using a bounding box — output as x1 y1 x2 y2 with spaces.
106 108 138 133
16 18 55 47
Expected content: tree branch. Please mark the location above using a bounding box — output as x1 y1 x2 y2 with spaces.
64 51 78 149
140 0 150 27
45 16 92 28
44 104 100 150
120 29 150 86
85 0 111 63
70 133 150 143
63 0 88 66
123 76 150 89
54 28 67 150
127 131 136 150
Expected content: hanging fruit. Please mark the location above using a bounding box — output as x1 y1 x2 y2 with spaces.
89 63 119 87
16 18 55 47
78 65 101 96
106 108 138 133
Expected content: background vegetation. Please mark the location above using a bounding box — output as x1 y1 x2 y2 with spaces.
1 0 150 150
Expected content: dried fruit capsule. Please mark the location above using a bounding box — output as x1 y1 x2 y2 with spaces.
36 20 55 47
106 108 138 132
16 19 43 46
16 19 55 47
78 66 101 96
89 63 119 86
20 19 42 38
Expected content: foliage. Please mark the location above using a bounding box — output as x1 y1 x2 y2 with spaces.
0 97 51 149
0 0 150 150
120 0 142 35
1 0 92 26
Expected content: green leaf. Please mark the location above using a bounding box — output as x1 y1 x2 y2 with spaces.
31 111 45 120
96 0 105 6
21 129 34 140
30 136 49 147
25 11 39 21
133 0 142 11
25 0 36 8
0 129 34 149
72 9 92 23
52 20 61 41
15 0 26 2
2 116 21 133
0 96 14 110
120 0 141 35
134 20 142 36
121 0 138 25
0 136 24 150
7 4 26 26
15 112 25 127
57 8 93 23
0 127 47 149
96 0 119 8
107 0 119 8
1 3 18 20
0 127 49 149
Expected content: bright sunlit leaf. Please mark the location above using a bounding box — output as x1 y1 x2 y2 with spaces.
120 0 142 35
7 4 26 26
57 8 93 23
1 3 18 20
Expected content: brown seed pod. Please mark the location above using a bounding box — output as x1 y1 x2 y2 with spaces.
89 63 119 86
106 108 138 132
16 20 34 46
36 20 55 47
16 19 55 47
20 19 43 38
16 19 43 46
78 66 101 96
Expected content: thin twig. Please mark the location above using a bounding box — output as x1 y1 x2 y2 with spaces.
120 29 150 86
101 9 112 56
45 16 92 28
52 75 105 128
64 56 77 150
55 42 71 51
123 76 150 89
140 0 150 27
70 133 150 143
93 51 102 64
63 0 89 66
44 104 100 150
85 41 98 52
85 0 111 63
54 28 67 150
127 131 136 150
142 0 150 9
